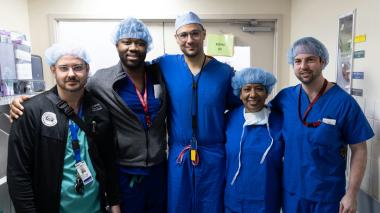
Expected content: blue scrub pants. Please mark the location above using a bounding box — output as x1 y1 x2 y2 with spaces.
225 200 265 213
283 190 339 213
119 163 166 213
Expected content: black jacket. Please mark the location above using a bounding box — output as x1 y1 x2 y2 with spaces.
87 62 168 167
7 87 120 213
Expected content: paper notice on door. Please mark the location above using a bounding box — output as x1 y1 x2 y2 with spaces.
213 46 250 71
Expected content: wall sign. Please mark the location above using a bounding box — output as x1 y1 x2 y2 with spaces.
354 34 366 43
351 88 363 96
352 71 364 79
206 34 234 57
353 50 365 58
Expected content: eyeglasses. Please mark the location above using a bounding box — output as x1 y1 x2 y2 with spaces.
56 64 86 72
176 30 203 42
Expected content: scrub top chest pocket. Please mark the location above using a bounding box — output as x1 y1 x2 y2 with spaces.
308 118 341 148
307 117 348 169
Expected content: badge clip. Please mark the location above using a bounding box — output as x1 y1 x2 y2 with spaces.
190 137 200 165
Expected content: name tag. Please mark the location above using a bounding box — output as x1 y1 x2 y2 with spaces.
154 84 162 99
75 161 94 185
322 118 336 126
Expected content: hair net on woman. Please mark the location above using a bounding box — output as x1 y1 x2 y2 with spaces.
112 17 153 52
287 37 329 68
232 67 277 96
45 42 91 66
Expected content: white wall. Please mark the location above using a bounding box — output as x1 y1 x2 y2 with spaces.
291 0 380 201
27 0 291 89
0 0 30 36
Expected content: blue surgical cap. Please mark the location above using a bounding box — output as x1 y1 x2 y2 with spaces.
45 42 90 66
175 11 203 32
232 67 277 96
112 17 153 52
287 37 329 68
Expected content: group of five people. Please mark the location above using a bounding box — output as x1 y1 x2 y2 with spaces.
7 11 373 213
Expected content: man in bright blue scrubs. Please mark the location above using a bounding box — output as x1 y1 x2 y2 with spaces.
270 37 374 213
155 12 241 213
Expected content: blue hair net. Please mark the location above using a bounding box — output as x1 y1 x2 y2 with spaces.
232 67 277 96
45 42 90 66
175 11 203 32
287 37 329 68
112 17 153 52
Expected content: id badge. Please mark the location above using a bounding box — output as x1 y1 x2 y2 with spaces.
75 161 94 185
153 84 162 99
322 118 336 126
190 150 197 161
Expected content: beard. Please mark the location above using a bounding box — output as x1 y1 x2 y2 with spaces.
296 70 321 85
297 75 314 84
180 44 203 58
183 50 199 58
58 82 85 93
59 76 86 92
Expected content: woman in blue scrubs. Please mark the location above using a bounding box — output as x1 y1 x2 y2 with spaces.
224 67 283 213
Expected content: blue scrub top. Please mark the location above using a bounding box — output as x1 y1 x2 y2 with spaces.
116 68 161 130
116 66 161 175
270 84 374 202
156 54 241 213
157 54 240 146
224 106 283 213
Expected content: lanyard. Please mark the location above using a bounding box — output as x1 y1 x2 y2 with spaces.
129 71 152 128
188 55 207 165
69 105 83 163
298 79 328 128
191 55 207 133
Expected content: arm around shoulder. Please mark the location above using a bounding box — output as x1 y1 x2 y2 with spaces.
9 95 30 122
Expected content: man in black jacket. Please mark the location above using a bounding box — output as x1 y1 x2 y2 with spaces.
7 43 120 213
86 17 168 213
